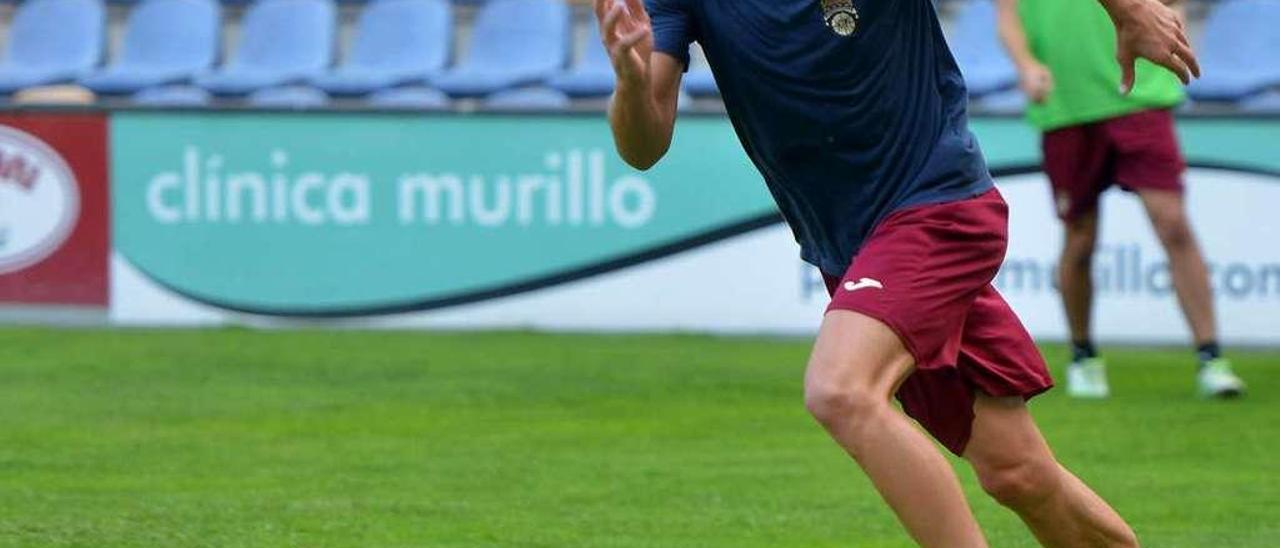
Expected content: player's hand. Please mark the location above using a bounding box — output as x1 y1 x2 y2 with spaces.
1017 61 1054 103
594 0 655 92
1107 0 1200 93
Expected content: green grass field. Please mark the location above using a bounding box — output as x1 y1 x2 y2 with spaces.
0 328 1274 547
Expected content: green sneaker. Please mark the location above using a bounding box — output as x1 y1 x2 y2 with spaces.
1067 357 1110 399
1198 358 1246 399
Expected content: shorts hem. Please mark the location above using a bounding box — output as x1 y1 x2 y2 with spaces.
977 381 1055 401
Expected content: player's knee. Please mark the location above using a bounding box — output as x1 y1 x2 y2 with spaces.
803 377 885 431
1153 213 1195 251
976 458 1060 509
1061 231 1097 266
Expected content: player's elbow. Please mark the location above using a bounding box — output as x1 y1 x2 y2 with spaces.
619 146 668 172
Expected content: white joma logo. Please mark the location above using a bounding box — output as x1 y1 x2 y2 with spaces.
843 277 884 292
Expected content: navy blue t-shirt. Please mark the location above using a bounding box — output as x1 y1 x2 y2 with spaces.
647 0 994 275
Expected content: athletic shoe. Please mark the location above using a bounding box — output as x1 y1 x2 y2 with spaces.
1198 358 1246 399
1067 358 1110 399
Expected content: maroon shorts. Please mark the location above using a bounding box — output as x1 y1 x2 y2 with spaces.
823 188 1053 456
1042 108 1186 221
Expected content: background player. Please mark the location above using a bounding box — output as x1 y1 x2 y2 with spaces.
996 0 1246 399
599 0 1199 544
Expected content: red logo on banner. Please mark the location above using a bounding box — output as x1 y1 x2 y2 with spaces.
0 113 108 307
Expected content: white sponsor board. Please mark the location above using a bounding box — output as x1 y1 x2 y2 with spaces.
998 168 1280 345
112 167 1280 344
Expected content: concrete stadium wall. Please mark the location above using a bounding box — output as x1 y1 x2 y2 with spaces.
1 108 1278 344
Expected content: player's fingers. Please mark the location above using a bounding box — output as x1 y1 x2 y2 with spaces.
1165 51 1192 84
1176 42 1201 79
611 27 648 61
593 0 608 23
617 27 650 50
1174 25 1192 50
624 0 650 24
602 3 624 44
1117 49 1135 95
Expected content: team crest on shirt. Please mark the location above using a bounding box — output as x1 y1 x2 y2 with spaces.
821 0 859 37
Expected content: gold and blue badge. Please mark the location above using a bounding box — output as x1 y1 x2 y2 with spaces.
821 0 859 37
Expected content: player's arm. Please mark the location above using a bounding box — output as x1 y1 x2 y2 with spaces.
994 0 1053 103
595 0 682 171
1095 0 1200 92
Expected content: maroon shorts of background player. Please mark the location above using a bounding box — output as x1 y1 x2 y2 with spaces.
1042 108 1186 221
822 188 1053 456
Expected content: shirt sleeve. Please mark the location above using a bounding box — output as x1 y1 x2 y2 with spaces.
645 0 696 69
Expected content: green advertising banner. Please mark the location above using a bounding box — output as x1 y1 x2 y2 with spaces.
112 113 775 316
111 112 1280 317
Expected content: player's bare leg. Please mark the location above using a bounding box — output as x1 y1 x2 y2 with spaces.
805 311 987 548
1059 209 1099 344
1059 209 1110 397
1137 190 1215 343
965 395 1138 547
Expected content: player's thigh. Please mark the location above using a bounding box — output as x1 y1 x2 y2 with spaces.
1135 188 1193 242
1062 207 1100 254
806 310 916 403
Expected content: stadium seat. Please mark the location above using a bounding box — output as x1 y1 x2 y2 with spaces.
247 85 330 108
368 87 451 109
484 87 571 111
683 67 719 97
0 0 105 94
976 88 1027 114
195 0 336 95
432 0 569 97
133 85 213 106
1241 90 1280 113
1188 0 1280 101
948 0 1017 97
80 0 219 95
547 22 614 97
309 0 451 96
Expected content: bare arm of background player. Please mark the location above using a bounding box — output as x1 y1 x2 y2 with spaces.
995 0 1054 103
595 0 684 171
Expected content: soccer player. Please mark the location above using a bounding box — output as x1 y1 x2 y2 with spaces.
996 0 1245 399
596 0 1199 544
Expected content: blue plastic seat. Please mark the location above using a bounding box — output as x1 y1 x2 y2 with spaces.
683 67 718 97
195 0 336 95
1241 90 1280 113
369 86 451 109
976 88 1027 114
133 85 213 106
310 0 451 96
80 0 219 94
1188 0 1280 101
0 0 105 93
547 22 614 97
948 0 1017 97
484 87 570 111
248 85 330 108
433 0 569 97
